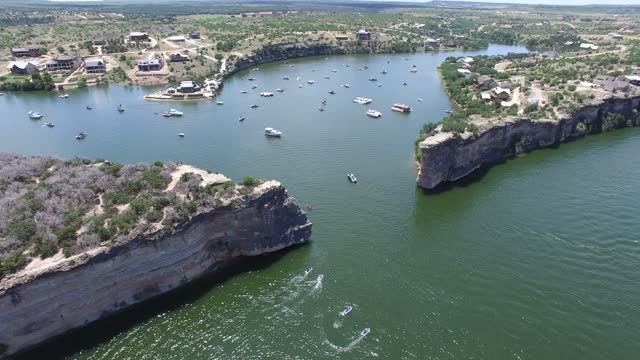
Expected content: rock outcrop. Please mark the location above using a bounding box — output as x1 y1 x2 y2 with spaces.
417 96 640 190
0 180 311 357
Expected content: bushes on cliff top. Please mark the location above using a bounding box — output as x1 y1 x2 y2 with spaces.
241 176 258 187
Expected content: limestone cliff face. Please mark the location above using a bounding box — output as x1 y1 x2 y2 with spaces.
0 182 311 357
417 96 640 190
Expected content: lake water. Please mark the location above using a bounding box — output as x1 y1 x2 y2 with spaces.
3 44 640 359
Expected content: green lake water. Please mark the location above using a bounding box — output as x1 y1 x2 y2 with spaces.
3 44 640 359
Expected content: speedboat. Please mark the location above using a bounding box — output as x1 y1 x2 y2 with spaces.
298 84 303 88
318 107 324 112
410 69 418 73
168 108 183 116
344 84 350 88
43 122 55 127
356 67 363 71
366 109 382 118
251 85 258 89
412 64 417 68
361 328 370 337
264 127 282 137
296 76 300 81
59 93 69 98
417 98 424 102
75 132 86 140
324 76 330 79
248 77 255 81
353 97 372 105
331 69 338 73
86 106 92 110
322 100 327 105
216 101 224 105
328 90 336 95
445 109 453 114
117 105 124 112
381 70 388 74
340 306 353 316
239 116 245 122
240 90 248 94
304 267 313 275
178 133 185 137
307 80 315 84
276 88 284 92
162 111 171 117
377 84 382 87
28 111 43 119
368 77 377 82
364 66 369 69
402 82 408 86
283 76 290 80
251 104 259 108
347 173 357 183
0 93 5 96
260 92 274 97
251 67 259 71
392 103 412 113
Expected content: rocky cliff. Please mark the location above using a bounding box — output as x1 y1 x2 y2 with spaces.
417 96 640 190
0 180 311 357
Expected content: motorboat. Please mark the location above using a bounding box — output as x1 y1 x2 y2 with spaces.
178 133 185 137
324 76 330 79
347 173 357 183
402 82 408 86
117 104 124 112
75 132 86 140
59 93 69 98
276 88 284 92
366 109 382 118
403 57 410 60
328 90 336 95
28 111 43 119
43 122 55 127
361 328 370 337
239 116 245 122
264 127 282 137
251 104 259 108
344 84 350 88
378 84 382 87
392 103 412 113
356 67 363 71
417 98 424 102
251 67 259 71
260 92 274 97
322 100 327 105
251 85 258 89
352 97 372 105
368 77 377 82
240 90 248 94
248 77 255 81
318 107 325 112
168 108 183 116
304 267 313 275
381 70 388 74
86 106 92 110
298 84 303 88
445 109 453 114
162 111 171 118
283 76 290 80
412 64 417 68
364 66 369 69
331 69 338 73
0 93 4 96
340 306 353 316
296 76 300 81
410 69 418 73
216 101 224 105
307 80 315 84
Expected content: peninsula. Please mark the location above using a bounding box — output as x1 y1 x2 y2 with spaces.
0 154 311 357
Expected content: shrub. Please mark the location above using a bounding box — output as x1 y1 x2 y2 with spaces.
241 176 258 187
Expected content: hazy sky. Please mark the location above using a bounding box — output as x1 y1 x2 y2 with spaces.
383 0 640 4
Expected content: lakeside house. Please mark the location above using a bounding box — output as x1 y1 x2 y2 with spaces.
167 35 186 42
137 58 164 71
11 47 39 58
593 75 630 92
579 43 599 51
425 38 440 49
492 87 511 102
610 33 624 40
356 29 372 41
189 32 201 39
129 32 149 42
475 75 497 90
93 39 106 46
84 57 106 74
169 52 190 62
44 55 80 72
520 58 537 68
177 81 200 93
6 61 38 75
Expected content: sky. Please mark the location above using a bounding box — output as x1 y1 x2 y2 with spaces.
437 0 640 4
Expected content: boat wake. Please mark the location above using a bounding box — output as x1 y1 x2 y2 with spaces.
333 318 344 329
324 335 366 353
312 274 324 291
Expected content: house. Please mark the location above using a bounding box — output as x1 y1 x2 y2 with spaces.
44 55 80 72
137 58 164 71
445 41 458 48
356 29 371 41
11 47 39 58
475 75 497 90
564 41 575 46
610 33 624 40
457 68 471 75
84 57 106 73
129 32 149 42
93 39 106 46
520 58 537 68
167 36 186 42
425 38 440 48
593 75 630 92
492 87 511 101
579 43 599 51
457 57 474 68
189 32 201 39
542 51 560 59
335 35 349 41
6 61 38 75
623 75 640 86
177 81 200 93
169 52 190 62
481 92 492 102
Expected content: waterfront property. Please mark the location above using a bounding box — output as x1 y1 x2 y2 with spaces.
167 35 186 42
356 29 372 41
129 32 149 42
475 75 497 90
11 47 39 58
169 53 190 62
84 58 106 74
137 58 164 71
6 61 38 75
44 55 80 72
189 32 201 39
593 75 630 92
177 81 199 93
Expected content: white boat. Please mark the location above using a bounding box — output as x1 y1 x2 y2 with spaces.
251 104 259 108
178 133 185 137
251 85 258 89
377 84 382 87
296 76 300 81
347 173 357 183
260 92 274 97
43 122 55 127
417 98 424 102
239 116 245 122
276 88 284 92
298 84 303 88
28 111 43 119
264 127 282 137
361 328 370 337
117 105 124 112
283 76 290 80
240 90 248 94
304 267 313 275
410 69 418 73
216 101 224 105
318 107 324 112
0 93 5 96
344 84 350 88
381 70 388 74
340 306 353 316
353 97 372 105
331 69 338 72
328 90 336 95
368 77 377 82
391 103 412 113
357 67 363 71
307 80 315 84
366 109 382 118
168 108 183 116
75 132 86 140
59 93 69 98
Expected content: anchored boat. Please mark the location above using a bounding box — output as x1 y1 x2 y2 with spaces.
353 97 372 105
28 111 43 119
75 132 86 140
391 103 412 113
361 328 370 337
347 173 357 183
340 306 353 316
43 122 55 127
264 127 282 137
366 109 382 118
117 104 124 112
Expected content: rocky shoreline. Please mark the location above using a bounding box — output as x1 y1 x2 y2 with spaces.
416 96 640 190
0 162 311 358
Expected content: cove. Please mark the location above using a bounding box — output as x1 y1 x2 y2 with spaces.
4 44 640 359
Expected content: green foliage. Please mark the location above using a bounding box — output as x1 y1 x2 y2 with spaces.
101 162 123 176
241 176 258 187
0 250 27 277
153 160 164 167
77 77 87 88
109 67 129 84
0 72 55 92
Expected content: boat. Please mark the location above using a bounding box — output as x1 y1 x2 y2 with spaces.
368 77 377 82
347 173 357 183
403 57 410 60
216 101 224 105
251 67 259 71
117 105 124 112
328 90 336 95
276 88 284 92
361 328 370 337
178 133 185 137
248 77 255 81
251 85 258 89
322 100 327 105
0 93 5 96
364 66 368 69
356 67 363 71
344 84 350 88
162 111 171 118
324 76 330 79
251 104 259 108
410 69 418 73
59 93 69 99
43 122 55 127
417 98 424 102
75 132 86 140
260 92 274 97
378 84 382 87
307 80 315 84
352 97 372 105
391 103 412 113
240 90 248 94
412 64 417 68
445 109 453 114
381 70 388 74
304 267 313 275
298 84 303 88
296 77 300 81
168 108 183 116
289 64 295 68
318 107 324 112
340 306 353 316
239 116 245 122
402 82 408 86
86 106 92 110
283 76 290 80
28 111 43 119
366 109 382 118
331 69 338 73
264 127 282 137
